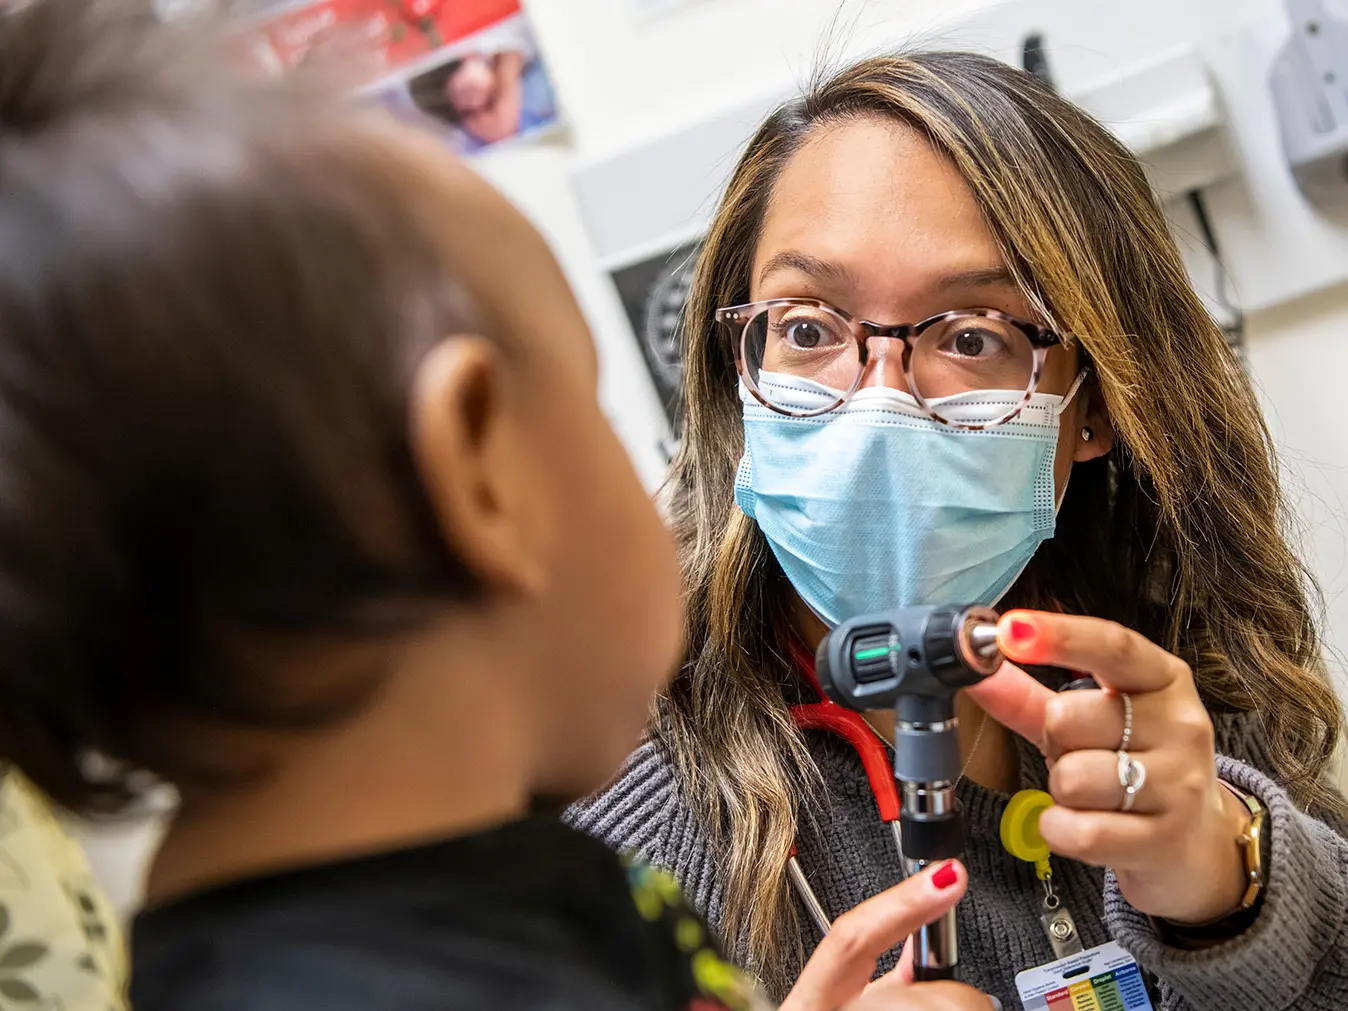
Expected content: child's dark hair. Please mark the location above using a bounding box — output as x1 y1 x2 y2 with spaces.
0 0 485 814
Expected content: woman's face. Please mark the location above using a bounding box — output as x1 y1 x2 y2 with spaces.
750 115 1110 499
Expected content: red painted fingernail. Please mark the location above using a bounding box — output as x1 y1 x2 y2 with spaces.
932 861 959 890
1008 619 1036 644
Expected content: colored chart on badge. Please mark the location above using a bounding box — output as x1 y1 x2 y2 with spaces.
1034 963 1149 1011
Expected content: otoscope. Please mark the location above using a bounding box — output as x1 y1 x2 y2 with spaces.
815 604 1003 982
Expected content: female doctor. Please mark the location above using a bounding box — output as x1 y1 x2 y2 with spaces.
570 51 1348 1008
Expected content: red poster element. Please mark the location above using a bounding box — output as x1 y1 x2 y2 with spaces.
249 0 521 83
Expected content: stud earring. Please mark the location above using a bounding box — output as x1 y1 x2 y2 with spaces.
1081 426 1094 443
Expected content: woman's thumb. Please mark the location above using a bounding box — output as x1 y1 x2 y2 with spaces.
964 660 1053 745
779 860 967 1011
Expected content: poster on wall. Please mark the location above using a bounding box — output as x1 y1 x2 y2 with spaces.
238 0 561 155
610 240 702 425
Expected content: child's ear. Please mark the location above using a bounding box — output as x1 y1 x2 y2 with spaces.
410 335 548 594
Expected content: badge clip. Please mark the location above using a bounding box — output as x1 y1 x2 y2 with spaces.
1001 789 1083 958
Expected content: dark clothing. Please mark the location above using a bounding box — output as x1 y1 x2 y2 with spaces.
132 814 766 1011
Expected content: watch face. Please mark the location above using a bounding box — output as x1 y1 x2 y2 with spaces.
610 240 702 426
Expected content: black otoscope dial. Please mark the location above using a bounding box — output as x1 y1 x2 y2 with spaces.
815 604 1002 982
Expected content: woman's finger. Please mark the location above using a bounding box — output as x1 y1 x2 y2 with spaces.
1037 806 1160 871
780 860 968 1011
996 612 1189 694
1041 690 1124 760
1041 689 1159 757
856 939 914 999
870 937 1003 1010
1048 747 1178 814
895 935 914 985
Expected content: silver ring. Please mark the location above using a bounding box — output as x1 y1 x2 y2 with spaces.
1118 692 1133 752
1117 750 1147 812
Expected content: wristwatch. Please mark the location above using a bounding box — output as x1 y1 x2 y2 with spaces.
1152 778 1268 949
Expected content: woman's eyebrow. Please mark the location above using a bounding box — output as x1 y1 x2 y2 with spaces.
931 266 1017 292
757 250 859 289
757 253 1015 294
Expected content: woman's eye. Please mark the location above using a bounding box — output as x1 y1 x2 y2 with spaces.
774 315 844 350
947 327 1003 358
787 321 825 348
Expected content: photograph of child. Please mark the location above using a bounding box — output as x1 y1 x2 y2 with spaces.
403 14 558 154
233 1 560 156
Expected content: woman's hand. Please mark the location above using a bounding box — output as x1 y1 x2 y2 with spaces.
780 860 999 1011
967 610 1252 925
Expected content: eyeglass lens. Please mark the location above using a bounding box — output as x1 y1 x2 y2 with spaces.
741 303 1036 410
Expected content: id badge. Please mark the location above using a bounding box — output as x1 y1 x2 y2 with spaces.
1014 941 1154 1011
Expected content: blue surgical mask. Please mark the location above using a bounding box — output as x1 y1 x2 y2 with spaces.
734 371 1085 627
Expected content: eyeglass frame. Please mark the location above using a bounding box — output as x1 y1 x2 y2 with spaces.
715 297 1066 430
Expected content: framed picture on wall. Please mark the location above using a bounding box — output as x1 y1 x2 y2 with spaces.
232 0 561 156
379 10 560 156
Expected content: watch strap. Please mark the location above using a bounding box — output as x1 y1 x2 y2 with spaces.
1151 778 1268 949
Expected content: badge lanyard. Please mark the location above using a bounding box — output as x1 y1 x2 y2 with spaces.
1001 789 1083 958
1002 790 1156 1011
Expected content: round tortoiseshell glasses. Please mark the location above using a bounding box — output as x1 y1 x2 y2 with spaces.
716 298 1065 429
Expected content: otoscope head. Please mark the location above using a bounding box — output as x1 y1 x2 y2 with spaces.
814 604 1002 715
930 604 1002 683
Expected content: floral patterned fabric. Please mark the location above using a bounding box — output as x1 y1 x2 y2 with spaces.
0 773 126 1011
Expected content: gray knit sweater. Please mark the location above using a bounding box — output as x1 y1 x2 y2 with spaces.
567 712 1348 1009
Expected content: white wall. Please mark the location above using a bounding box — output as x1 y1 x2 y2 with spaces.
1248 289 1348 692
523 0 997 160
1247 289 1348 788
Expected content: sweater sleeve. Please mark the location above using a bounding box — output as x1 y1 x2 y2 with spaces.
1102 713 1348 1010
564 741 728 935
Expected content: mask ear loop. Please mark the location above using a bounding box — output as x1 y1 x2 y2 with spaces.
987 369 1093 605
1050 369 1093 514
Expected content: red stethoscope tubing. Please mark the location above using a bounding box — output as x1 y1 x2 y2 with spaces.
785 640 904 935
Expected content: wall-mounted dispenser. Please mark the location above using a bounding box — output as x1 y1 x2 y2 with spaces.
1272 0 1348 200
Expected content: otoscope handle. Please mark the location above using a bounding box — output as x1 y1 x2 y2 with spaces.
912 917 959 982
901 778 965 978
814 604 1004 983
